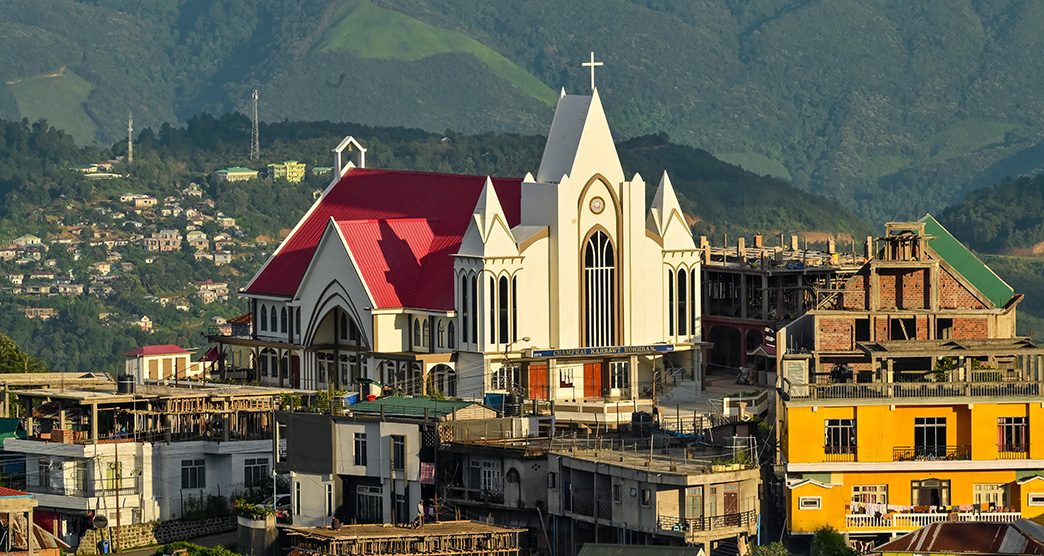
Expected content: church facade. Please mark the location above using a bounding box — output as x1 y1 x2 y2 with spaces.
216 87 704 412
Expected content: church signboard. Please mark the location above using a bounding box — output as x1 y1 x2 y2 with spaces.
528 344 675 359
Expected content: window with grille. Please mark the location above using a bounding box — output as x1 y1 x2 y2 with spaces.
824 419 856 454
998 417 1028 452
974 483 1007 507
610 361 629 389
851 485 887 505
583 231 616 347
914 417 947 457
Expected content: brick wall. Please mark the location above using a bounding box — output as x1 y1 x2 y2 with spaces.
952 317 989 339
76 516 236 555
877 269 928 310
818 317 854 351
940 269 988 310
842 272 869 310
875 316 889 341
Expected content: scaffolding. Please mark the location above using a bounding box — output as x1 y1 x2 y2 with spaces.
285 521 523 556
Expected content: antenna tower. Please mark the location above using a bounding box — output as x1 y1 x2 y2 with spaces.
250 89 260 160
127 111 133 165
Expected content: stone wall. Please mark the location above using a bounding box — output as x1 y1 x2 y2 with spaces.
76 516 236 555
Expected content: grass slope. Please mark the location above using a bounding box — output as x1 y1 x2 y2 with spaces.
6 70 95 144
317 0 555 105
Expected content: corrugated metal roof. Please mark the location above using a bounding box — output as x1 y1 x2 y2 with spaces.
876 521 1044 554
351 396 478 418
337 218 435 309
922 213 1014 308
244 168 522 309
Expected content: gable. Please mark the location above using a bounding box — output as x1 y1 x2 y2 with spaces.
243 168 522 308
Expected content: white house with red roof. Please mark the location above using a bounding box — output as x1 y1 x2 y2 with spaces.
124 344 200 383
214 70 703 414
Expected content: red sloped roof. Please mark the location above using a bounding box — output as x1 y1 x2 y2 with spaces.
124 344 190 357
243 168 522 310
0 486 29 497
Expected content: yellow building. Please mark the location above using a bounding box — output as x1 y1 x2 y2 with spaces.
267 160 307 183
778 219 1044 546
215 166 259 182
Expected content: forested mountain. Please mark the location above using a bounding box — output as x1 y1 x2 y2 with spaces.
6 1 1044 224
938 174 1044 254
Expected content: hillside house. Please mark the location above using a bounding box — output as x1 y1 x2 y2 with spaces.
215 167 258 182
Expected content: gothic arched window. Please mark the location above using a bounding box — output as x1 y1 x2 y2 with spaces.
260 305 268 332
583 230 616 347
677 269 687 336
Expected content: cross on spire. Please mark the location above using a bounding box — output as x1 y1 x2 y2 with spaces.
581 51 603 92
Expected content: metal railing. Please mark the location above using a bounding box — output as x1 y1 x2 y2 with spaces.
846 511 1021 529
998 445 1029 460
657 510 756 533
823 445 856 462
790 381 1043 401
892 445 971 461
445 486 505 505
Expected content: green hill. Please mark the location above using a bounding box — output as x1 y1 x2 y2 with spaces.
6 1 1044 224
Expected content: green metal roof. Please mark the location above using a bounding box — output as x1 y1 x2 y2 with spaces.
0 418 26 440
351 396 477 418
218 167 257 173
921 213 1014 308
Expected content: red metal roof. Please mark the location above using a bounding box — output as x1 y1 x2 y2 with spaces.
124 344 190 357
0 486 29 497
243 168 522 309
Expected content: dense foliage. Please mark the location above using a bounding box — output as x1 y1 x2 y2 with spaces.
939 174 1044 253
0 332 45 372
811 526 856 556
6 1 1044 224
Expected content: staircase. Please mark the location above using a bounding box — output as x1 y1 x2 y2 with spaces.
710 537 740 556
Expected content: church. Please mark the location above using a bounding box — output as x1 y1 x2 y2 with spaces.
216 60 705 418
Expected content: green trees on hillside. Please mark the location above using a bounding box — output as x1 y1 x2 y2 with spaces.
0 332 45 372
940 174 1044 253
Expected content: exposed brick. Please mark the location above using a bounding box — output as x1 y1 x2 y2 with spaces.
818 317 854 351
940 268 988 310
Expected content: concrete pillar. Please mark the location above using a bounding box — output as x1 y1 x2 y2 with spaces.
24 398 33 438
865 235 874 260
90 403 98 444
629 355 639 400
753 234 763 248
828 238 837 254
548 358 558 401
790 235 799 251
737 237 746 260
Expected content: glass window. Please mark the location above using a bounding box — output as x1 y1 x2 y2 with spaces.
498 276 509 344
640 488 651 507
326 483 333 517
422 320 430 348
490 276 497 344
824 419 856 454
667 269 675 336
677 269 687 335
610 361 629 389
851 485 887 505
584 231 616 347
438 321 445 348
448 321 456 349
798 496 821 510
998 417 1028 452
244 457 269 488
612 483 622 503
260 306 268 331
181 459 206 489
392 435 406 471
911 479 950 507
914 417 947 458
354 432 367 466
461 275 469 344
974 483 1007 507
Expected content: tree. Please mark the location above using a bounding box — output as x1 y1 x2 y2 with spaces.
0 332 45 372
811 526 856 556
750 542 790 556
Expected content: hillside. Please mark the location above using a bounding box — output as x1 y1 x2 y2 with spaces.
5 1 1044 224
938 173 1044 254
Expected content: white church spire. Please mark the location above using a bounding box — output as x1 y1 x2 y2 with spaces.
536 87 624 185
648 171 695 249
458 177 517 257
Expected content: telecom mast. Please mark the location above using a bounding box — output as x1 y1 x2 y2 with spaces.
250 89 260 160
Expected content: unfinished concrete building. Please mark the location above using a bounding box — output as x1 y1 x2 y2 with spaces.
2 381 291 549
700 233 863 380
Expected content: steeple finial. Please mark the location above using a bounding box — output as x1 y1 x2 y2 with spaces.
581 51 603 92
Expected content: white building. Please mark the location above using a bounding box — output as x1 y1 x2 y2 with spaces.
216 78 703 417
5 382 285 548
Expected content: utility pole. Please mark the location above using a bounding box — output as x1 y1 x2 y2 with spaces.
126 112 133 165
250 89 260 161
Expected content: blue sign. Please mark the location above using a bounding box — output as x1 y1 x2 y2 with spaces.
529 344 675 358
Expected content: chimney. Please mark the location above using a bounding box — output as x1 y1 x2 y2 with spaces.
753 234 764 248
737 237 746 259
790 234 799 251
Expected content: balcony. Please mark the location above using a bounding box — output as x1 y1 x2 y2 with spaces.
445 486 505 506
789 381 1043 402
998 444 1029 460
892 445 971 462
824 445 856 462
658 510 757 533
845 511 1021 531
